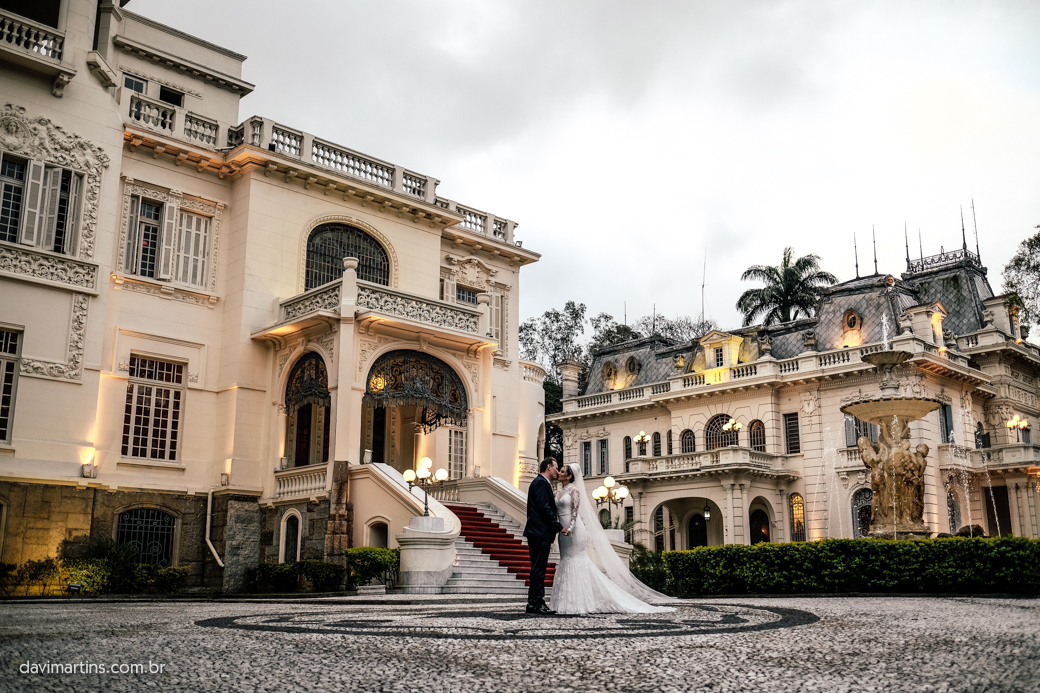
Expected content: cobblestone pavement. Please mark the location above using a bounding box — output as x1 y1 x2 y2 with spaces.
1 596 1038 692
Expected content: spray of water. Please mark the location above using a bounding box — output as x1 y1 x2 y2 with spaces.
881 313 891 351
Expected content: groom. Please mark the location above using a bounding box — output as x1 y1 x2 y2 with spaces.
524 457 568 615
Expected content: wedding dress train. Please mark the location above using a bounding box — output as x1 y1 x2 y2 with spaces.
550 482 674 615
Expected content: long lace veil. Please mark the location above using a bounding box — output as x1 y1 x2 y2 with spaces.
566 463 677 604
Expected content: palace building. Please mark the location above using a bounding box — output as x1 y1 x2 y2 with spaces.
0 0 546 591
549 246 1039 550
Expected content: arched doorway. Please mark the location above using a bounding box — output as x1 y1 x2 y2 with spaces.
852 488 873 538
749 509 770 544
688 513 707 548
363 350 469 474
284 353 331 468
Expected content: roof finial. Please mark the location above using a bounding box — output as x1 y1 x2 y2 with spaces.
872 225 878 274
919 229 923 260
971 199 981 260
854 232 859 278
960 206 968 251
904 222 910 268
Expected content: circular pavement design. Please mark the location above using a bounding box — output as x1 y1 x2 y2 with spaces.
196 603 819 640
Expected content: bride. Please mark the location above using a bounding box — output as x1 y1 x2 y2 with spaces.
551 462 676 614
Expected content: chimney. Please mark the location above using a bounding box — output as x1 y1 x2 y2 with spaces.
559 357 582 399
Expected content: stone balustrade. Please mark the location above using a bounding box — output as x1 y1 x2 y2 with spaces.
128 93 174 134
520 361 546 384
280 282 341 322
184 113 218 147
969 444 1040 470
624 447 791 478
274 464 329 500
0 9 64 61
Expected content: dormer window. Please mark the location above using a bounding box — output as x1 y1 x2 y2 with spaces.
158 86 184 108
714 347 724 368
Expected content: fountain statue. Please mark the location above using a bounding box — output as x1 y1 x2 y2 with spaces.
840 343 941 539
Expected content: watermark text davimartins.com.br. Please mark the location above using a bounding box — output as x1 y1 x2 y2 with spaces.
18 660 166 675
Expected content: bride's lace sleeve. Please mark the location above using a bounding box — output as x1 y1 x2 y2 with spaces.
566 487 579 532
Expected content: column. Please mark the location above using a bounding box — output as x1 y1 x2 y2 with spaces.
776 489 787 543
334 259 359 465
724 482 735 545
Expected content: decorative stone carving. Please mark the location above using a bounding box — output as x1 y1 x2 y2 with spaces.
117 360 130 372
800 391 819 421
445 255 497 291
898 312 914 335
1 104 109 260
119 279 214 306
0 245 98 290
757 334 772 356
982 309 995 327
673 355 685 370
283 285 341 320
984 404 1014 429
357 286 478 334
20 294 88 380
317 334 335 360
187 372 199 384
356 337 391 378
801 330 816 351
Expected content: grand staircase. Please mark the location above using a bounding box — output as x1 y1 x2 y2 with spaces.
441 502 557 596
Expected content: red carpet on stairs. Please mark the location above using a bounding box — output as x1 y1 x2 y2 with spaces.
444 504 554 587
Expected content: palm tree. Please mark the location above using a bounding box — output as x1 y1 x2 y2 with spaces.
736 247 838 326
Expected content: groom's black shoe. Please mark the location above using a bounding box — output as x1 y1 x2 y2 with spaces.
525 604 556 615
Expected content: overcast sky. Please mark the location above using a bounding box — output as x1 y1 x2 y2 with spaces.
133 0 1040 333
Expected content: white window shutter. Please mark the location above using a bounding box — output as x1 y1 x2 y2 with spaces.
443 276 456 304
19 160 46 246
64 173 81 255
491 293 503 344
39 167 62 252
180 214 210 287
125 196 140 273
157 201 178 280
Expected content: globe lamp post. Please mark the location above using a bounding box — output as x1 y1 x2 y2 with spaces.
402 456 449 517
593 476 629 527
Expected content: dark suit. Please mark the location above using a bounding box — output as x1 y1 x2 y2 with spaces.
524 474 563 608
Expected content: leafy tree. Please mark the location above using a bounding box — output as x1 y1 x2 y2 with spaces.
1003 225 1040 327
631 314 717 343
518 300 587 384
736 247 838 327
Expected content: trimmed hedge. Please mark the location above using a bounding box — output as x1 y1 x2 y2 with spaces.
663 537 1040 596
252 560 347 593
344 547 399 589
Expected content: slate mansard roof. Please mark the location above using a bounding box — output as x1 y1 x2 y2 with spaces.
581 245 996 396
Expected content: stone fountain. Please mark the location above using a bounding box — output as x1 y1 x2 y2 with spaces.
840 348 942 539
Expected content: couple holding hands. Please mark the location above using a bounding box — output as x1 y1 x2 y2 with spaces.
523 457 675 615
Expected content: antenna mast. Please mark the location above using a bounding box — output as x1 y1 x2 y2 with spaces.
960 206 968 251
919 230 923 260
872 225 878 274
854 233 860 278
971 199 981 259
904 222 910 268
700 251 706 321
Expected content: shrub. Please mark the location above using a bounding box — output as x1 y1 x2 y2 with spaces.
59 537 137 594
662 537 1040 596
296 560 346 592
344 547 399 589
61 558 111 595
0 563 15 597
133 564 190 594
629 543 672 595
17 558 58 596
255 562 300 592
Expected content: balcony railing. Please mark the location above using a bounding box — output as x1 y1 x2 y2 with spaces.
356 282 480 334
0 10 64 61
969 444 1040 470
280 281 341 322
521 361 547 384
184 113 218 147
128 93 174 134
623 447 793 477
274 464 329 500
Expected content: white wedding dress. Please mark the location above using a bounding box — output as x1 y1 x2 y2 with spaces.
550 478 674 615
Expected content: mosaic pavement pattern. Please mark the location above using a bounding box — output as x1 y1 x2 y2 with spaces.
1 596 1038 692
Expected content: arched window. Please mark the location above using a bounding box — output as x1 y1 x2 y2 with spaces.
681 429 696 454
116 508 176 566
749 420 766 452
947 491 961 534
368 522 389 548
305 223 390 290
281 512 301 562
705 414 738 450
852 488 873 538
789 493 806 542
285 353 331 467
623 436 632 460
652 432 662 457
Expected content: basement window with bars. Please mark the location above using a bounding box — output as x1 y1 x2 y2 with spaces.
121 356 184 462
783 412 801 454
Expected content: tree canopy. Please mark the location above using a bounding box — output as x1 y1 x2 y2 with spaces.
1002 225 1040 328
736 247 838 327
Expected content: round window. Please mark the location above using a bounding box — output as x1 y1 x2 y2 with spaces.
626 356 639 374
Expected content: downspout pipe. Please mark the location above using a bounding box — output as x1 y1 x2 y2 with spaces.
206 488 224 568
